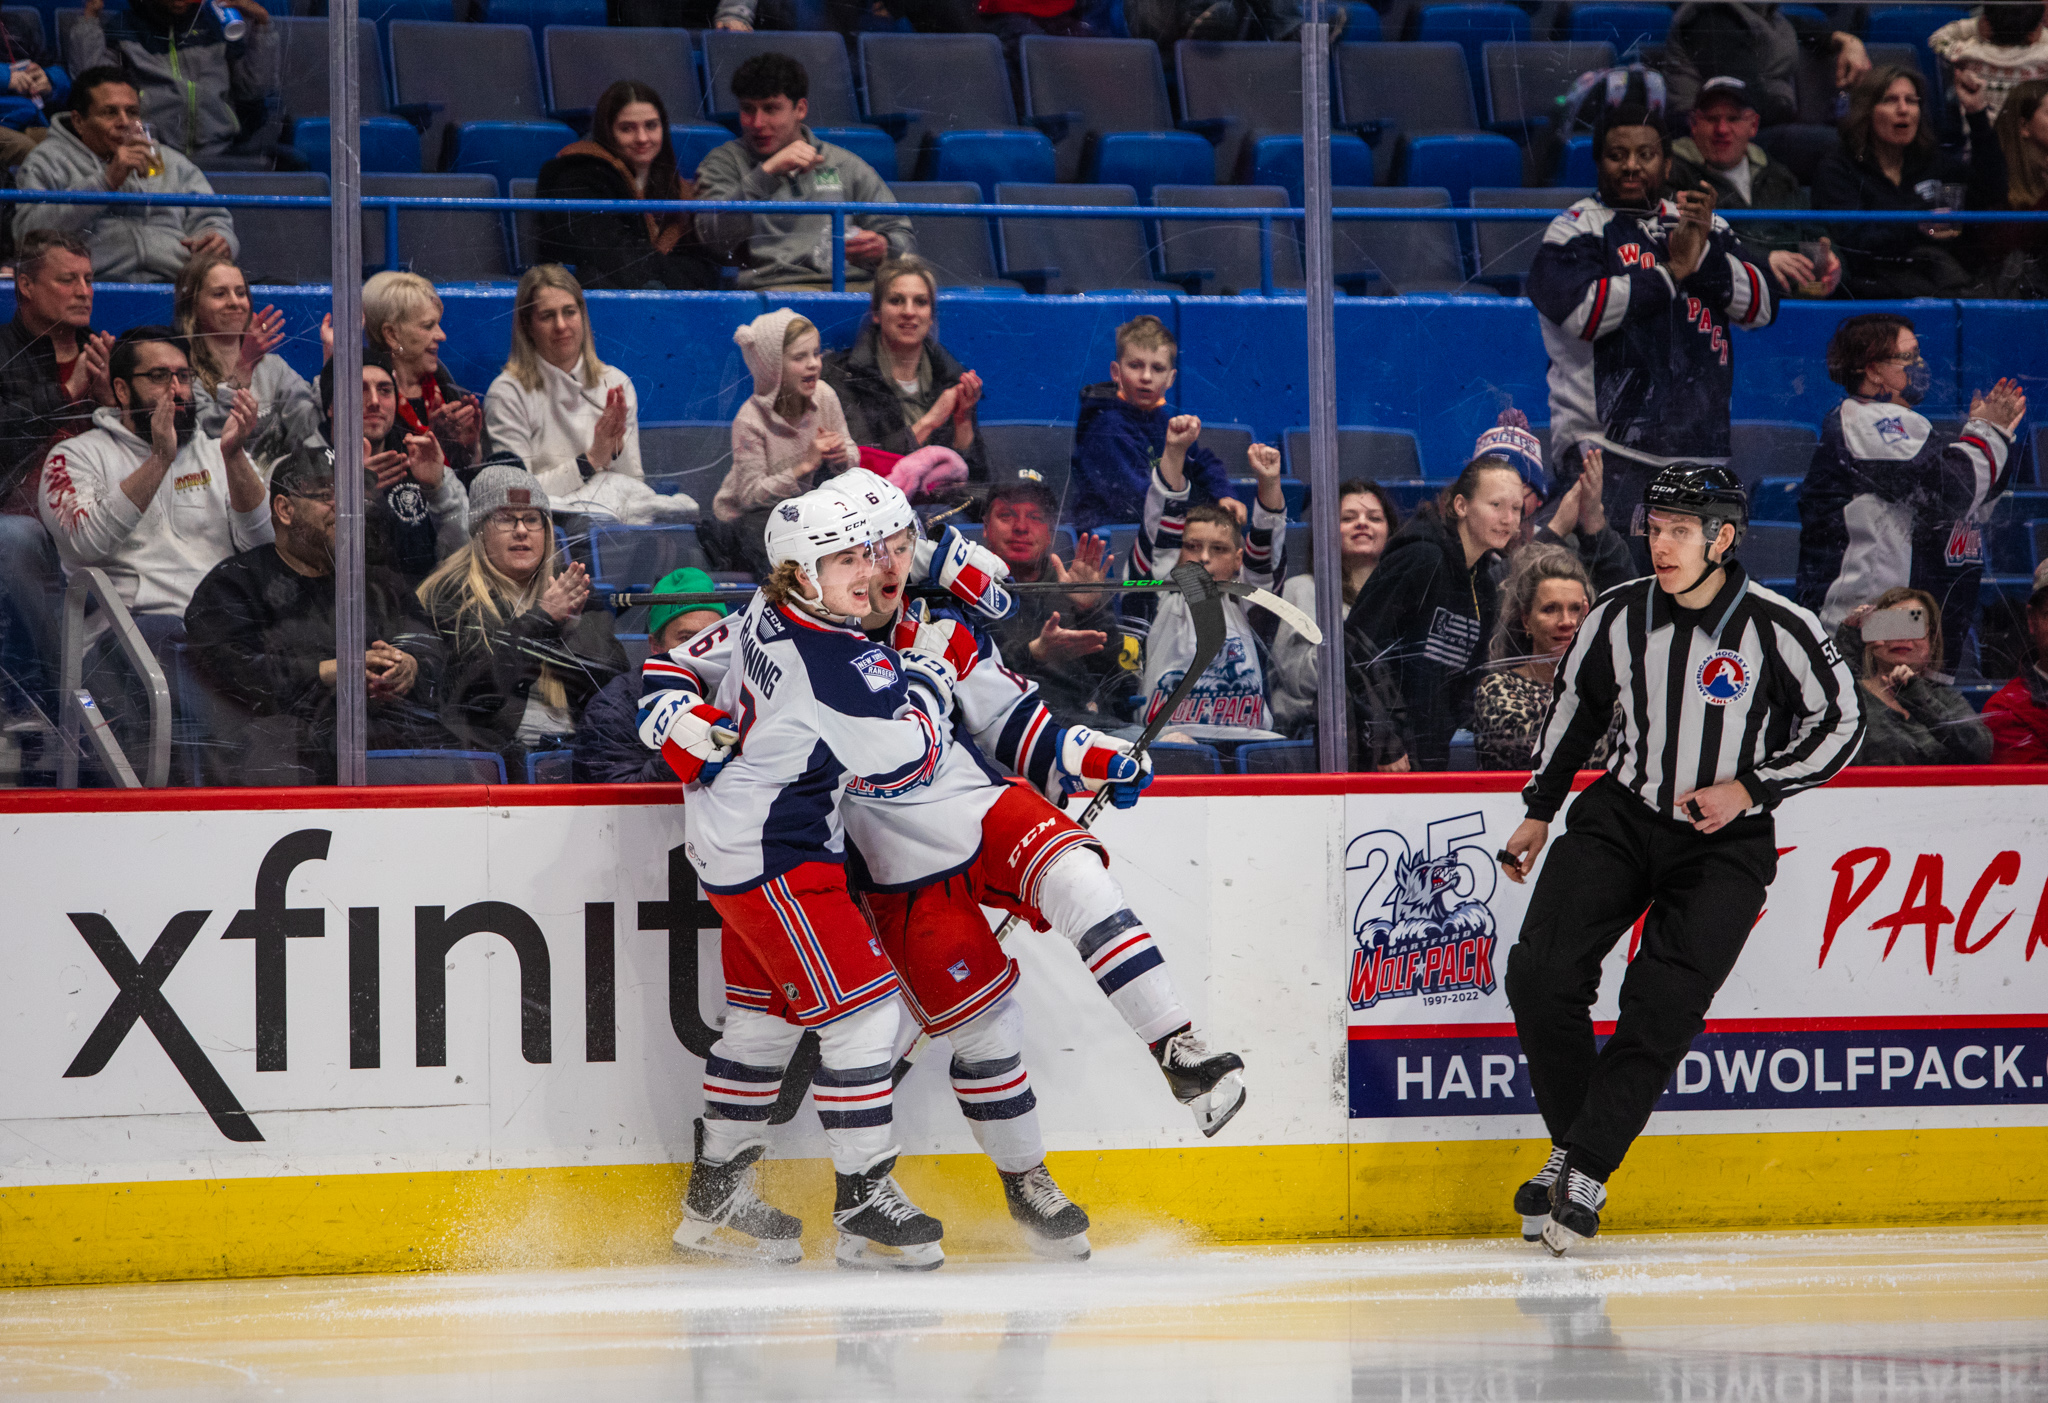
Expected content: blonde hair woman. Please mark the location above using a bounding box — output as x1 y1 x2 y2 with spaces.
485 264 667 510
172 251 323 453
363 269 482 470
418 462 626 766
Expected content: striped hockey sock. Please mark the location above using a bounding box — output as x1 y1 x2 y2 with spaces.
950 1051 1042 1174
1076 909 1189 1046
811 1060 896 1172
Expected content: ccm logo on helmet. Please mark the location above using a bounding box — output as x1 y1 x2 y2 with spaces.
1695 650 1751 705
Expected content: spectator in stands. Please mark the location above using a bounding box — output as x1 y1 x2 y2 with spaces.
1986 584 2048 761
1836 591 1991 768
71 0 274 164
1130 430 1288 743
576 566 729 783
535 81 718 292
1661 3 1871 128
1816 65 1982 298
184 446 446 786
1669 76 1841 297
1965 76 2048 296
173 252 322 461
317 358 470 589
1797 312 2026 664
364 271 482 476
693 53 914 291
1528 71 1774 574
981 469 1129 729
1345 457 1523 772
1473 544 1617 772
1270 478 1396 741
1070 315 1237 536
14 68 236 284
709 307 857 576
823 255 989 482
0 9 65 171
418 462 625 770
1931 1 2048 123
1479 412 1634 594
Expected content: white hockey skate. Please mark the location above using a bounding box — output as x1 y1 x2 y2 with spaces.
1152 1027 1247 1138
1000 1163 1092 1261
834 1152 945 1271
672 1118 804 1265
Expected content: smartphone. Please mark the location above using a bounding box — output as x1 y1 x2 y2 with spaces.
1863 608 1927 642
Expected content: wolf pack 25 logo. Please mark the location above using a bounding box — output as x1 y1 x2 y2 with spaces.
1346 812 1500 1011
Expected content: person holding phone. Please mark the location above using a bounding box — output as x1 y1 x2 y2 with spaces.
1839 589 1991 767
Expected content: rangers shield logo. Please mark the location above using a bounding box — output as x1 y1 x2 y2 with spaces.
852 647 898 692
1695 650 1751 705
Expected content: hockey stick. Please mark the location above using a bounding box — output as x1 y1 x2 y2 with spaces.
889 560 1233 1085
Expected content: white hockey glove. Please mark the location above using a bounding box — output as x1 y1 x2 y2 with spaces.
897 647 958 723
637 690 738 784
1054 726 1153 809
914 525 1015 620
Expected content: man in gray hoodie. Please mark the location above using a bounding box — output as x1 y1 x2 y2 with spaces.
69 0 277 163
14 67 236 284
692 52 913 290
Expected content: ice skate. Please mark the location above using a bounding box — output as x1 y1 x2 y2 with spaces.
1000 1163 1092 1261
672 1119 804 1265
1540 1157 1607 1257
833 1152 945 1271
1152 1026 1247 1138
1514 1145 1568 1242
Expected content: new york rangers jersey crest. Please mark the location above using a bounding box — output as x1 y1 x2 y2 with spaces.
852 647 898 692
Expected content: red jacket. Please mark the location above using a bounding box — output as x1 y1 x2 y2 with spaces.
1983 669 2048 763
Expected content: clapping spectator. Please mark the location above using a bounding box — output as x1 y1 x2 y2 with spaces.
577 566 729 783
1797 312 2025 662
14 68 237 284
173 252 322 459
417 463 626 770
823 256 989 481
1661 2 1871 127
1931 1 2048 123
1839 591 1991 768
363 271 483 475
1070 315 1236 536
184 446 446 786
1473 544 1618 771
69 0 275 164
1816 65 1981 298
1345 458 1523 771
693 54 913 290
1668 76 1841 298
318 358 469 588
535 81 718 292
709 308 858 575
1269 478 1396 739
981 471 1129 729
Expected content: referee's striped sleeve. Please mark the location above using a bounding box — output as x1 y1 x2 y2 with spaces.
1740 600 1865 808
1522 594 1624 821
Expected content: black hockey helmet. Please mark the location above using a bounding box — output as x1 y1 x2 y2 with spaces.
1635 462 1748 551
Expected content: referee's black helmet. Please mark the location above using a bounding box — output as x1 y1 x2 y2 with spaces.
1639 462 1748 550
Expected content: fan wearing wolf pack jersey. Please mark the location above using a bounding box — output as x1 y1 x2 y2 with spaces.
638 484 962 1272
640 470 1251 1260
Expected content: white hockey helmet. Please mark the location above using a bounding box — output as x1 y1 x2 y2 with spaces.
763 486 879 615
828 467 918 541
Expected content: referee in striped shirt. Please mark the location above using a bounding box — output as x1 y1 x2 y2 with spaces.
1498 463 1863 1255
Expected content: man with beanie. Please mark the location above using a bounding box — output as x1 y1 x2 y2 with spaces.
184 446 446 786
576 567 730 783
1527 68 1776 573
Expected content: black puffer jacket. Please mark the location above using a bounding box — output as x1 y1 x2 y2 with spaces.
821 320 990 480
535 149 719 291
575 670 674 783
420 590 627 761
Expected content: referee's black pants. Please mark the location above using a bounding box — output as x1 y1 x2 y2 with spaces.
1504 775 1779 1179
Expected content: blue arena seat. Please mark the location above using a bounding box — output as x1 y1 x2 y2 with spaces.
1566 3 1671 59
1019 35 1185 184
1471 186 1592 291
1248 134 1375 205
1483 40 1614 136
362 174 513 281
1729 420 1820 494
1237 738 1316 774
1331 186 1481 296
525 748 577 783
670 123 731 180
273 17 396 129
1560 133 1596 185
1402 133 1522 206
543 24 703 127
1175 39 1344 187
292 117 422 177
1414 4 1532 100
1283 427 1426 481
451 119 578 195
815 127 900 179
1148 741 1223 775
204 174 332 286
1093 133 1217 204
1863 5 1952 87
388 20 556 171
994 182 1186 295
589 524 711 592
483 0 606 42
638 422 736 507
507 176 543 269
888 182 1025 292
367 750 508 785
1741 520 1801 584
1750 478 1801 523
1337 2 1379 41
1334 41 1479 186
860 32 1032 182
930 130 1058 202
1152 184 1304 295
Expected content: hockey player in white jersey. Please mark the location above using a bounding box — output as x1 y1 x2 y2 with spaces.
641 471 1249 1261
639 485 965 1271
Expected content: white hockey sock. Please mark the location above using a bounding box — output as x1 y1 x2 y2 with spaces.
1037 848 1191 1046
946 995 1043 1175
812 997 903 1174
701 1007 806 1163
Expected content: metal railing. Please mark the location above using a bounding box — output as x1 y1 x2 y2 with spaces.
56 567 170 790
5 188 2043 298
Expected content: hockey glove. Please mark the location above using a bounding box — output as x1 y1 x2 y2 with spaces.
1055 726 1153 809
893 606 982 685
914 525 1015 621
898 647 958 723
637 690 739 784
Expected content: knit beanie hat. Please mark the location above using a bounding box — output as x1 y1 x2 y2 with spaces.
1474 422 1550 500
734 307 808 402
468 461 550 535
648 566 728 637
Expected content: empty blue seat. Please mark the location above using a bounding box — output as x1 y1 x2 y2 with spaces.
1741 520 1800 583
1175 40 1347 187
1483 40 1614 134
1729 420 1820 493
1332 186 1476 294
1560 133 1596 185
930 130 1057 201
994 182 1184 294
1283 427 1426 480
543 24 700 128
860 32 1031 182
1249 134 1374 205
1415 4 1531 99
362 173 513 281
1337 2 1379 41
451 119 578 195
1566 3 1671 58
889 181 1025 292
208 173 331 286
589 523 709 592
1403 132 1521 205
1020 34 1181 183
367 749 508 785
357 0 460 24
388 20 554 171
816 126 900 179
670 123 730 180
1863 5 1953 85
484 0 605 42
1237 738 1316 774
1750 478 1801 523
1152 184 1303 295
1471 185 1592 290
525 748 576 783
1148 741 1223 775
1092 132 1215 203
293 116 421 176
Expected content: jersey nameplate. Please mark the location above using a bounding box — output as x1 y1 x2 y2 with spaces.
741 636 782 699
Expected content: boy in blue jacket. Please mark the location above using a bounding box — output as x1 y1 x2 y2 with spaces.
1068 315 1239 535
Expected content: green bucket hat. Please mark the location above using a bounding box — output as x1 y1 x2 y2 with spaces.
648 567 729 639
